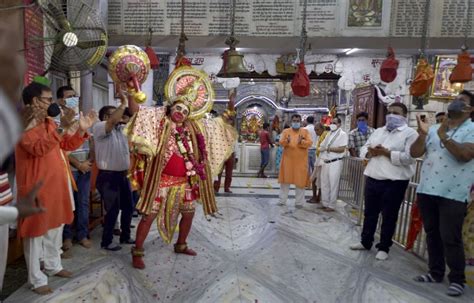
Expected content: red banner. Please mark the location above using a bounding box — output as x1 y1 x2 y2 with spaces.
23 0 45 85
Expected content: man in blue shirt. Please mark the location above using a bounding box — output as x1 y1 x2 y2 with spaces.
410 90 474 297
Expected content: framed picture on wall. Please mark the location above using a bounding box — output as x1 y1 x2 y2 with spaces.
430 55 464 100
351 85 375 129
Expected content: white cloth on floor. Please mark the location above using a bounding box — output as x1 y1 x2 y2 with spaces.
23 225 64 289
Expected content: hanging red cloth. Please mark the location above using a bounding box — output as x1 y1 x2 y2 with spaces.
449 50 473 83
145 46 160 69
405 199 423 251
409 58 434 97
291 63 310 97
380 47 399 83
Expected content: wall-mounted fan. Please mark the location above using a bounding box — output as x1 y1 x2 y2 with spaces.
25 0 107 76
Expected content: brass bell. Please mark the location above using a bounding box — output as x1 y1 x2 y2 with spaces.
217 49 249 77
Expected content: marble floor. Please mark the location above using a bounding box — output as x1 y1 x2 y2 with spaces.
4 177 473 303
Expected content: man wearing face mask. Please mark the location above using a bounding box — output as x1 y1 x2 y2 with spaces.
278 114 313 214
93 95 135 252
57 86 94 254
348 112 375 158
15 82 97 294
410 90 474 297
350 103 417 262
318 117 348 212
123 66 237 270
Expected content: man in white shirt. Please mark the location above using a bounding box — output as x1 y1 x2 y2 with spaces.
350 103 418 261
319 117 348 212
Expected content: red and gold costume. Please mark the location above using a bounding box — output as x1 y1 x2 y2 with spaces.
123 65 237 269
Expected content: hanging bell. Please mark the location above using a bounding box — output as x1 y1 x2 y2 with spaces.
217 48 249 77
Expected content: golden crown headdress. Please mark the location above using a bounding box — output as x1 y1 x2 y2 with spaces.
164 66 215 120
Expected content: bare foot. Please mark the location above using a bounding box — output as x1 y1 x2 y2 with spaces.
33 285 53 295
61 249 73 259
55 269 73 278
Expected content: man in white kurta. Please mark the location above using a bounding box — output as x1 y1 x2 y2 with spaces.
319 117 348 211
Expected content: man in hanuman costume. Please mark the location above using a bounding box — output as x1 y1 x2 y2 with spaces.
124 65 238 269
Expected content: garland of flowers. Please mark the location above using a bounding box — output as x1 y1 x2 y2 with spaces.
175 126 207 180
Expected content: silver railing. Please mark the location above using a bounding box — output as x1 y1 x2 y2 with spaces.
338 157 428 260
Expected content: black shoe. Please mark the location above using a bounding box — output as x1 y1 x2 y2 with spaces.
102 243 122 251
120 238 136 244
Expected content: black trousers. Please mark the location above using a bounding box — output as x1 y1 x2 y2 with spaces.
96 170 134 247
418 193 467 284
361 177 409 253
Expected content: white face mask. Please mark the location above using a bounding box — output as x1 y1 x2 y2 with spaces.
0 88 22 164
329 124 338 131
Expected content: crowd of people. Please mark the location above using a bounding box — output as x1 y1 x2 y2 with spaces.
261 91 473 297
0 66 237 295
0 33 473 299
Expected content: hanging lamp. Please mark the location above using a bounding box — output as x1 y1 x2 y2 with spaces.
449 0 472 83
217 0 249 77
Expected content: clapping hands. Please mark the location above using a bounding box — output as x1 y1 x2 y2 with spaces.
79 111 98 132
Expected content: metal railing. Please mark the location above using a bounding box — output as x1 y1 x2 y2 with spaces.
338 157 427 260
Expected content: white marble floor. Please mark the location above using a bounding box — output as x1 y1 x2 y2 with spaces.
5 177 473 303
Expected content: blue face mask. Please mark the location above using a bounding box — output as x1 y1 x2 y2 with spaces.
65 96 79 109
291 122 301 129
357 121 368 134
386 114 406 131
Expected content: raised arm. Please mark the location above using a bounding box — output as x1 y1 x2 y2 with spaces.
410 115 428 158
279 130 291 147
105 93 127 133
297 130 313 148
437 119 474 162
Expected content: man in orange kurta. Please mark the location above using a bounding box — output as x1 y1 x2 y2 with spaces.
15 82 96 294
278 114 312 214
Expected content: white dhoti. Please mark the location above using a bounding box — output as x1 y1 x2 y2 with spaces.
279 183 305 211
320 160 343 210
23 225 64 289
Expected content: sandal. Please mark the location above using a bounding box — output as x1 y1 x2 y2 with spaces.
446 283 464 297
413 274 441 283
174 243 197 256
